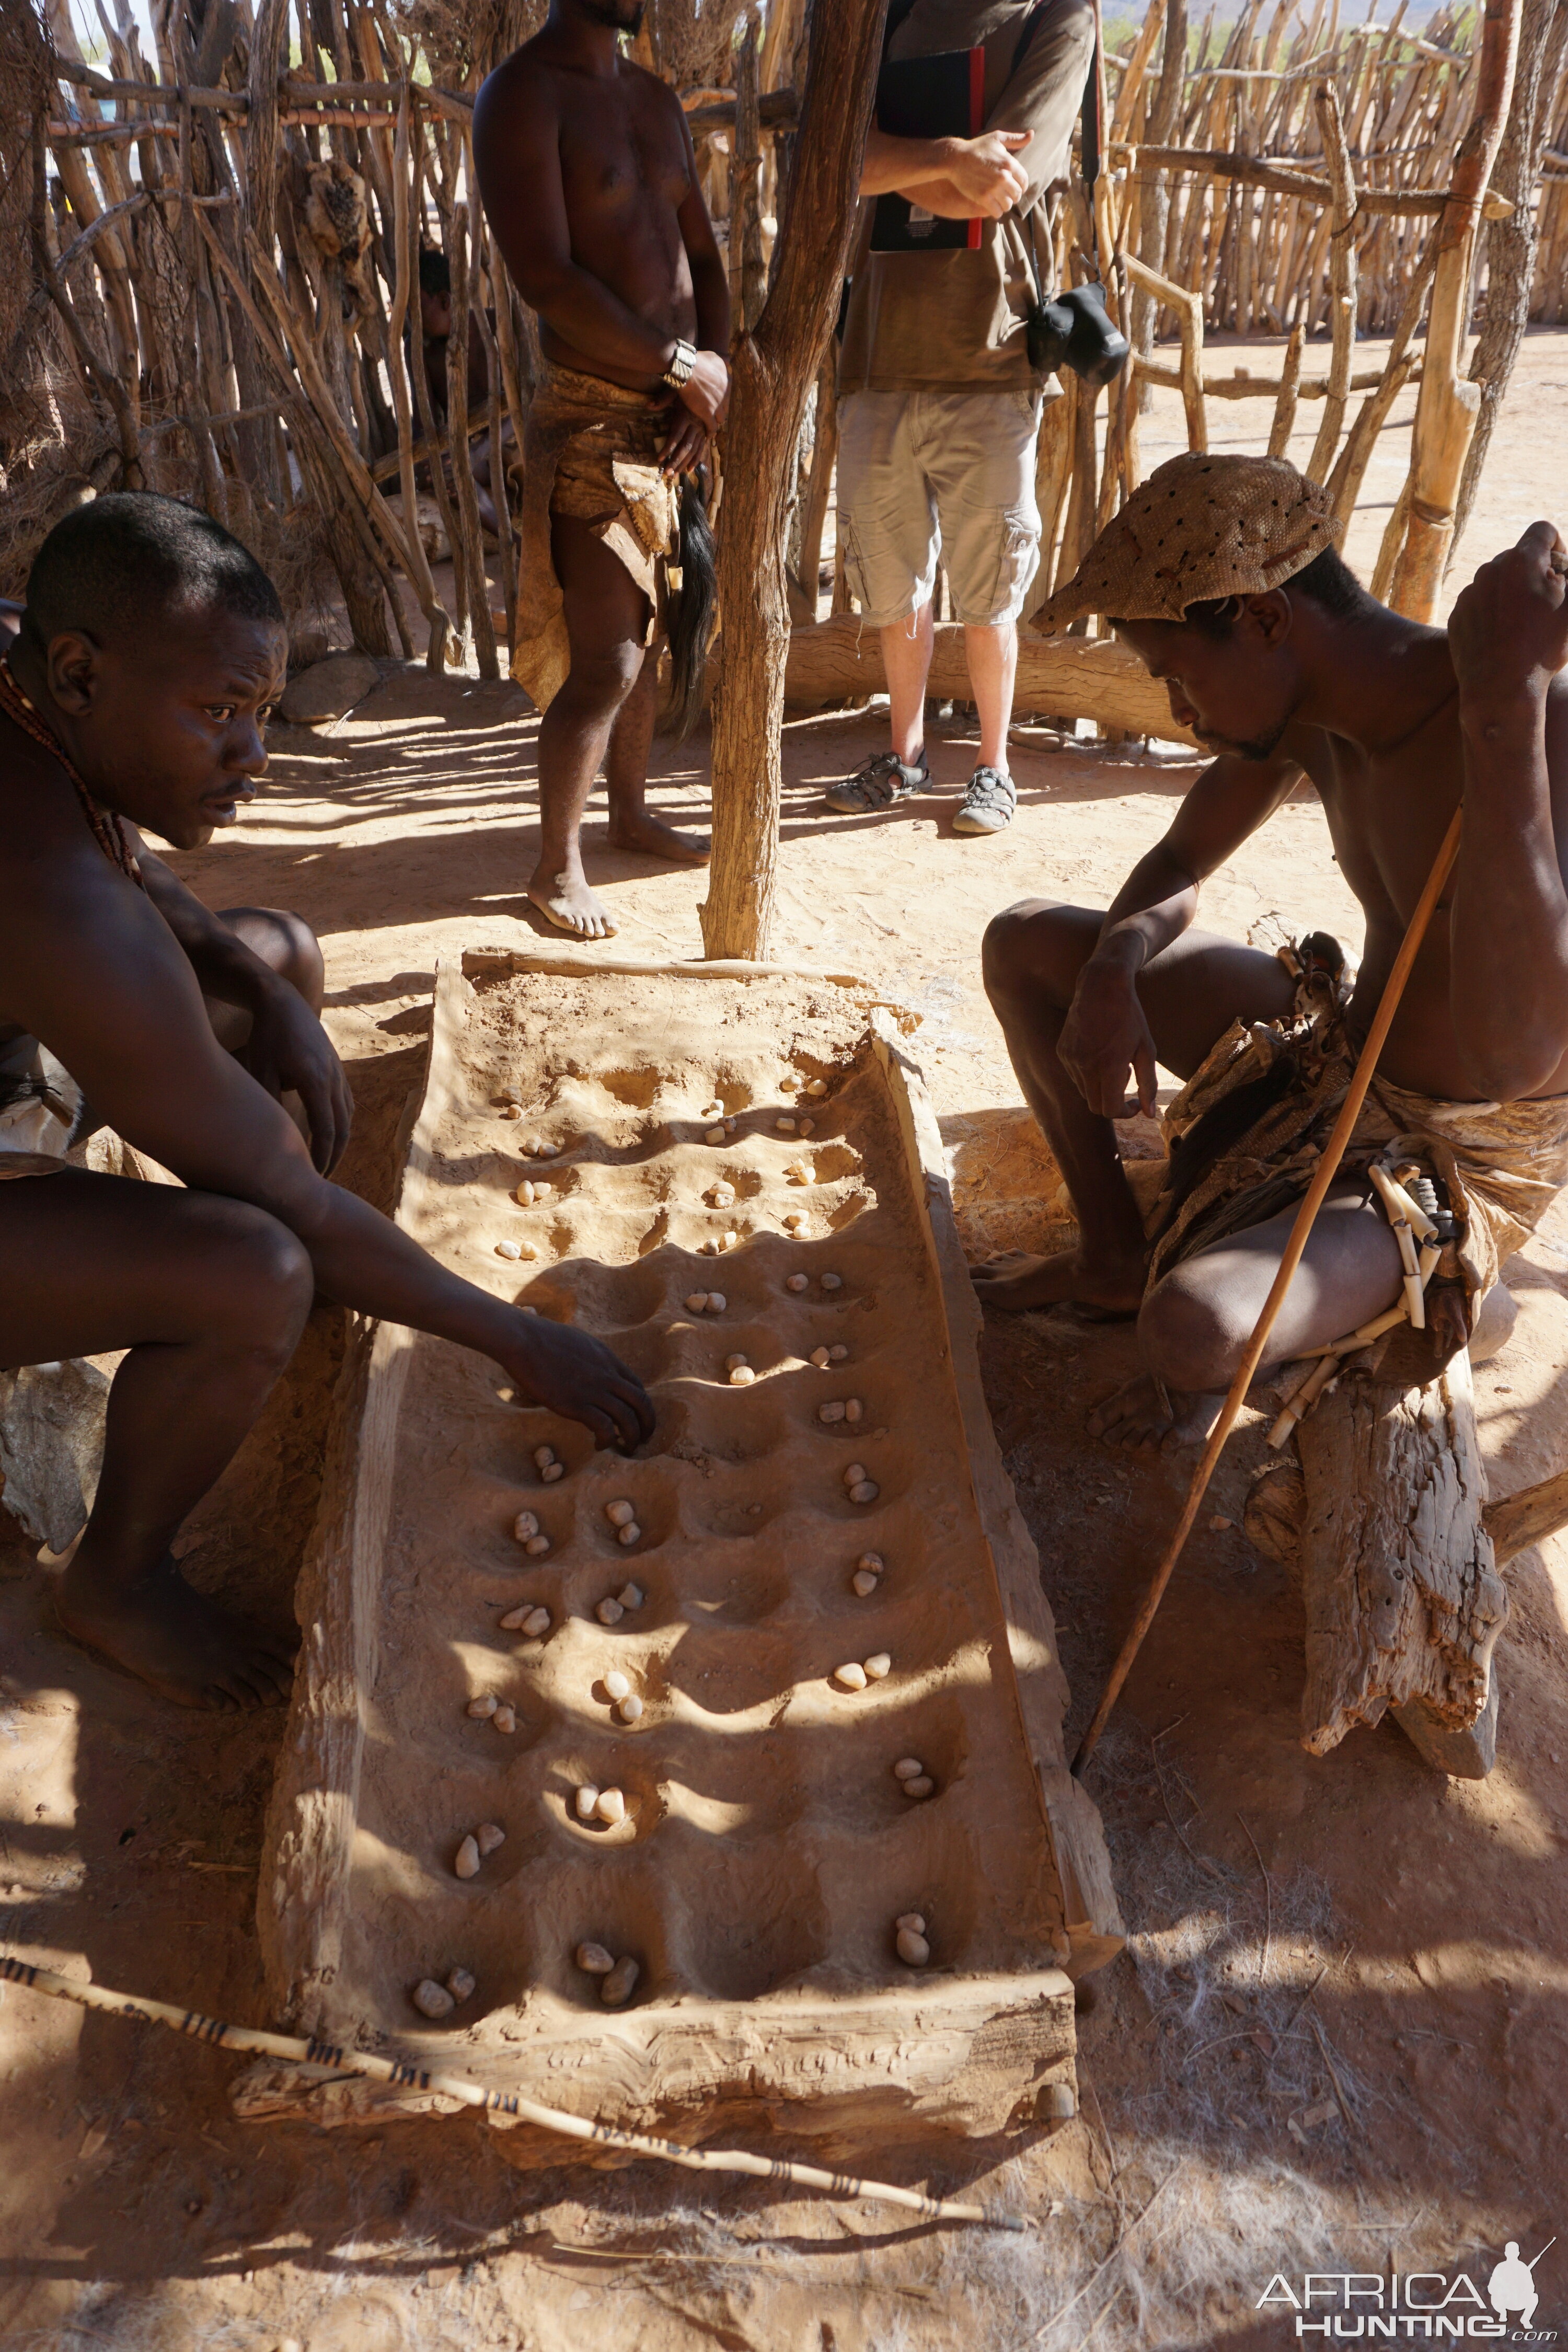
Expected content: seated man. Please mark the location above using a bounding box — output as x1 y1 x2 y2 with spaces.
474 0 729 941
0 491 652 1705
974 453 1568 1447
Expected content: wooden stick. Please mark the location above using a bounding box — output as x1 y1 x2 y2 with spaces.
1072 804 1465 1774
0 1954 1022 2230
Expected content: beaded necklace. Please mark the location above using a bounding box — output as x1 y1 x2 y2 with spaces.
0 659 144 887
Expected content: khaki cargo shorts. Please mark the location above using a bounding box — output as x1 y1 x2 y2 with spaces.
835 387 1042 629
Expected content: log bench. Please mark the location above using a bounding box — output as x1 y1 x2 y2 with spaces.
1244 1343 1568 1778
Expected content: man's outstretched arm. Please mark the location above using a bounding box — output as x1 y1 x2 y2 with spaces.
1057 749 1302 1116
1448 521 1568 1101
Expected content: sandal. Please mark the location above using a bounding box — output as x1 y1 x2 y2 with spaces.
823 746 930 815
952 765 1017 836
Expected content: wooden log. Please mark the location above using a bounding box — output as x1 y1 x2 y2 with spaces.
1126 250 1207 449
1275 1349 1511 1771
700 0 888 963
1113 140 1515 216
784 616 1196 742
1306 82 1357 482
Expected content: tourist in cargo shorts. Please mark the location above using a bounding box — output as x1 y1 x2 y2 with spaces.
827 0 1094 837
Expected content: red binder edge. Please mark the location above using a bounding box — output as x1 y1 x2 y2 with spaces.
967 43 985 250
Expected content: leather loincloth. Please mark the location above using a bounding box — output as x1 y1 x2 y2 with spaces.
1145 942 1568 1323
511 363 681 714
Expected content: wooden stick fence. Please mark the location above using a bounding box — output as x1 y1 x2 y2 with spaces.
6 0 1564 679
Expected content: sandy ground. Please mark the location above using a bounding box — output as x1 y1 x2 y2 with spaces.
3 334 1568 2348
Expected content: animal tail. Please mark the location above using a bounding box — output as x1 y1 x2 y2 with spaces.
663 474 718 742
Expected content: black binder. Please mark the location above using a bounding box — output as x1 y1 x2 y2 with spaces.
869 44 986 254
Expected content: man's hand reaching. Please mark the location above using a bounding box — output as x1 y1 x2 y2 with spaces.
502 1313 655 1454
1059 955 1160 1120
1450 519 1568 716
240 980 354 1174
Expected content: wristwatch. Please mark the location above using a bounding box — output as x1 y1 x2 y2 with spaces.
662 338 698 390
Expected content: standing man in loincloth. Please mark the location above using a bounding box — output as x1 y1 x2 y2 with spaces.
0 492 653 1709
475 0 730 940
973 453 1568 1447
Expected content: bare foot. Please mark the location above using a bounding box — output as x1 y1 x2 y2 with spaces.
971 1246 1144 1317
1086 1373 1224 1452
55 1548 297 1710
606 805 711 864
527 861 618 940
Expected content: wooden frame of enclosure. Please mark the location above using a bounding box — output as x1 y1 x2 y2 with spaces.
249 946 1122 2150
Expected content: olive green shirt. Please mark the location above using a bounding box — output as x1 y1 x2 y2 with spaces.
838 0 1096 396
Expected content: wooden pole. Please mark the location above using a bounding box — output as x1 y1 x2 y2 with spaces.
1389 0 1520 621
700 0 890 963
1071 805 1464 1774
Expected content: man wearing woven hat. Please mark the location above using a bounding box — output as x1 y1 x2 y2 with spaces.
975 451 1568 1448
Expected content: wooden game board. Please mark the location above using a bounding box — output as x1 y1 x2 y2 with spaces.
250 950 1122 2159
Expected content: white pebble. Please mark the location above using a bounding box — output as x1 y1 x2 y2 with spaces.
849 1481 879 1505
617 1582 644 1610
413 1978 455 2018
616 1693 644 1723
818 1401 846 1425
604 1669 631 1702
475 1822 505 1857
541 1462 564 1483
903 1775 934 1798
536 1142 560 1160
605 1500 636 1528
525 1534 551 1556
575 1940 615 1975
617 1521 642 1547
724 1117 736 1133
515 1180 534 1206
895 1911 926 1935
454 1836 480 1880
498 1604 532 1632
821 1272 843 1292
522 1606 551 1638
857 1552 884 1574
785 1159 811 1185
783 1212 806 1232
706 1292 727 1312
494 1239 522 1261
493 1704 516 1734
844 1399 863 1424
805 1078 827 1098
798 1118 814 1136
446 1967 476 2002
601 1955 640 2007
710 1184 735 1207
467 1694 498 1719
534 1447 556 1470
685 1291 710 1312
593 1787 626 1826
721 1230 739 1250
786 1272 809 1293
863 1652 891 1681
893 1758 924 1781
829 1343 849 1362
729 1367 755 1387
833 1662 868 1691
725 1353 748 1371
705 1126 725 1144
851 1568 879 1597
780 1073 801 1093
499 1087 522 1106
810 1346 831 1368
843 1463 868 1488
596 1597 625 1625
699 1238 721 1255
702 1099 724 1119
513 1511 539 1540
896 1928 930 1966
500 1103 522 1121
574 1784 600 1820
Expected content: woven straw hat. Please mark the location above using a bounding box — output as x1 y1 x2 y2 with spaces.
1033 452 1343 637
